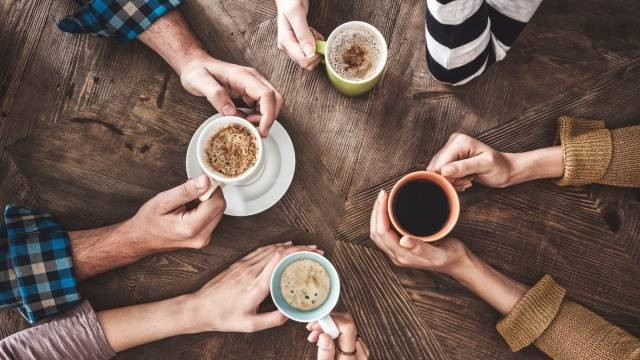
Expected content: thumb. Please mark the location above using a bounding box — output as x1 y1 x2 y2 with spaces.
316 333 335 360
399 235 435 258
441 156 487 179
288 14 316 57
249 310 288 332
153 175 210 213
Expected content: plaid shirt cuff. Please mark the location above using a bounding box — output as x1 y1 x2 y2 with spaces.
58 0 183 42
0 205 81 324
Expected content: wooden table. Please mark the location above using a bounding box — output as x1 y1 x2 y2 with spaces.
2 0 640 358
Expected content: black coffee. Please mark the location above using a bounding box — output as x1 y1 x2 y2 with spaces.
393 180 450 237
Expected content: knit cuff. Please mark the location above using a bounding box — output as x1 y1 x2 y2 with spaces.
496 275 566 351
554 116 612 186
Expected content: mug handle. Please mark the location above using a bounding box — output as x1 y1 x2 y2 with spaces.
198 177 221 201
316 40 327 65
317 314 340 339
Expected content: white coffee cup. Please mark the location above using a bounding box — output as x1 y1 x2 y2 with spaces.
270 251 341 339
196 116 265 201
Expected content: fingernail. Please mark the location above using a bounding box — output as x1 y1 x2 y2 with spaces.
378 190 384 200
306 323 312 331
309 245 317 249
318 249 324 255
284 241 292 245
194 175 208 190
303 43 316 58
307 333 314 342
221 103 235 116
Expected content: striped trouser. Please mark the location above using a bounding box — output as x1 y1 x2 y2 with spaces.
425 0 543 85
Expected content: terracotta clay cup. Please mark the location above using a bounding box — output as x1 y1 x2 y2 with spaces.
387 171 460 242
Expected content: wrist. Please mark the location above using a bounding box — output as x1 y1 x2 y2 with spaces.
503 146 564 186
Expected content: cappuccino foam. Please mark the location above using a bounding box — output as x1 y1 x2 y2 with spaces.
328 27 384 81
280 259 331 311
203 124 257 177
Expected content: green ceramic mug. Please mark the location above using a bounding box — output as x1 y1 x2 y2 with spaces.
315 21 388 97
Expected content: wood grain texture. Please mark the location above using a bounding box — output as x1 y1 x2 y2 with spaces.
1 0 640 358
333 242 449 360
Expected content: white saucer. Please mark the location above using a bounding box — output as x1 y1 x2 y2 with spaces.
186 114 296 216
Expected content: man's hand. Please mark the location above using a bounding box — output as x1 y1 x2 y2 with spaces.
137 10 284 138
124 175 226 250
188 242 323 333
276 0 325 71
70 175 225 279
179 54 284 138
369 190 469 276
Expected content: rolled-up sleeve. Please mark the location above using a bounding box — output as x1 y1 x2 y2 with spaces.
57 0 183 42
0 205 81 324
496 275 640 359
0 300 116 360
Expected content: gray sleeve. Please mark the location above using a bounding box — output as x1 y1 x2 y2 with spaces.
0 300 116 360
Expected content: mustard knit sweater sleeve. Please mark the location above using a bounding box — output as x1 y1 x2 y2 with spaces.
554 116 640 187
496 275 640 359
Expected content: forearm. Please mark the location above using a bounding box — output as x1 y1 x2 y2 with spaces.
97 294 200 352
450 252 528 315
504 146 564 186
69 220 171 280
137 9 210 75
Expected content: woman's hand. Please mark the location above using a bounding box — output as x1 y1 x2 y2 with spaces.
427 133 564 190
276 0 325 71
306 312 370 359
427 133 516 190
369 190 469 276
188 242 323 333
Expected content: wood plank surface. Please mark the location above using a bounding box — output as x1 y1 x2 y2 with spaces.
1 0 639 359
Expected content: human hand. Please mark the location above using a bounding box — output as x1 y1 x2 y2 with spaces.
276 0 325 70
307 312 370 360
427 133 516 190
179 53 284 137
369 190 469 276
189 242 324 333
122 175 226 251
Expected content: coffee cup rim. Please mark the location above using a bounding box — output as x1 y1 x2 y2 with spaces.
196 116 263 183
387 171 460 242
270 251 340 322
325 21 388 84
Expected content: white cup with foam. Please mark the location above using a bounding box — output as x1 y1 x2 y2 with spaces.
196 116 265 200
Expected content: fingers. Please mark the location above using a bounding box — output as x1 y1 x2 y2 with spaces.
441 157 488 179
399 235 434 259
287 12 316 58
182 187 226 232
153 175 210 214
333 313 358 355
249 310 288 332
427 133 475 173
452 176 474 192
184 70 237 116
316 333 335 360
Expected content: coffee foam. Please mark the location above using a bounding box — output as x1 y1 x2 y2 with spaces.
328 25 384 81
280 259 331 311
203 124 257 177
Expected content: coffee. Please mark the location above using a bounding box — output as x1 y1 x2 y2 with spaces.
328 27 384 81
393 180 450 237
203 124 257 177
280 259 331 311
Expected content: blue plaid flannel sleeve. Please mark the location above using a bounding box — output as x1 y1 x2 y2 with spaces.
0 205 81 324
58 0 183 42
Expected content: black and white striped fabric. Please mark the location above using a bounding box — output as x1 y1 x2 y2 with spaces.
425 0 542 85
